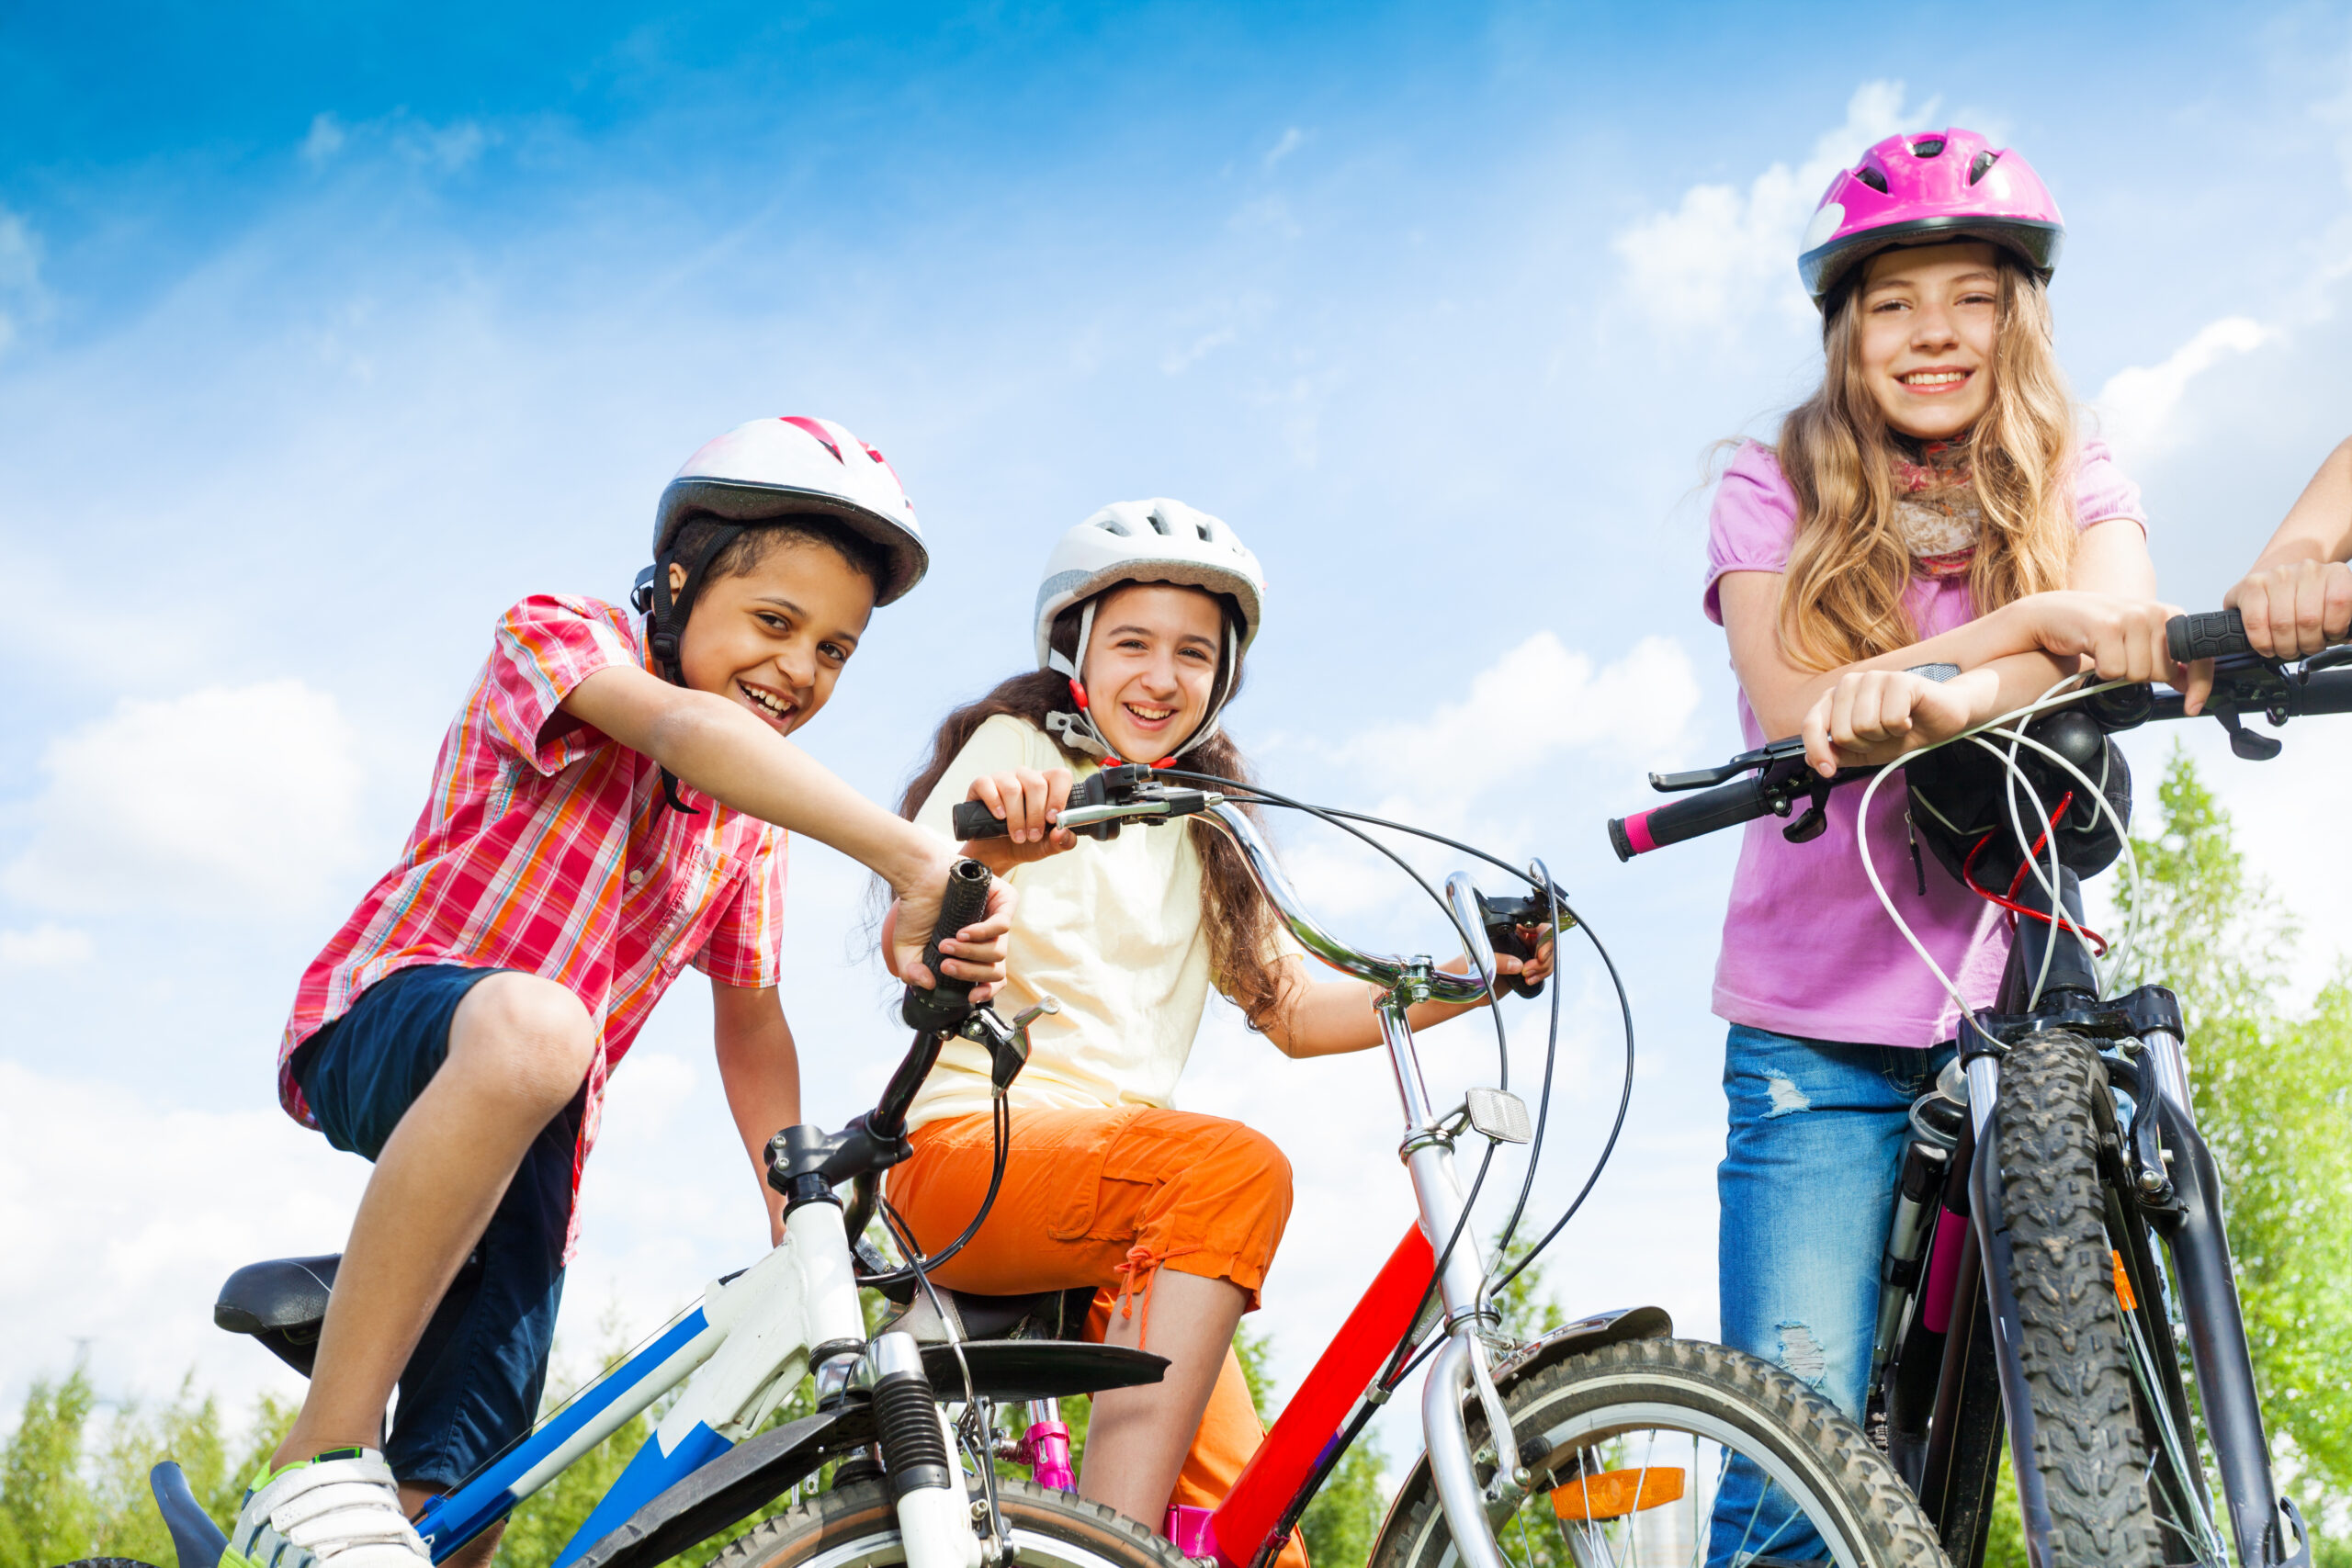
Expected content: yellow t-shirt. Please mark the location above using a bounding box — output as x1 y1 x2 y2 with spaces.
905 714 1297 1132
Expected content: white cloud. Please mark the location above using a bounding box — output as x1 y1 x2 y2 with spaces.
0 207 50 358
1161 325 1237 375
300 112 347 169
0 1061 365 1418
2092 315 2278 468
1611 80 1919 331
1339 631 1701 812
4 680 368 916
0 922 94 967
1263 126 1306 172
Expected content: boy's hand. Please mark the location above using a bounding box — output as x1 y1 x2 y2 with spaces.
886 859 1015 998
963 768 1078 873
1802 668 1984 776
2014 591 2187 686
2227 560 2352 660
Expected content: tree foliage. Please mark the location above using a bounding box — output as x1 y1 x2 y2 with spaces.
2112 750 2352 1501
1976 749 2352 1568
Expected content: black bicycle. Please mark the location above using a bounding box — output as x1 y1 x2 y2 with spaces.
1606 609 2347 1568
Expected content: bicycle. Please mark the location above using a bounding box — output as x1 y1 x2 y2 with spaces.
150 865 1186 1568
1604 608 2348 1568
943 767 1948 1568
142 773 1950 1568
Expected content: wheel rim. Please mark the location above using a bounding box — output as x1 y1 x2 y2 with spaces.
792 1517 1159 1568
1421 1398 1874 1568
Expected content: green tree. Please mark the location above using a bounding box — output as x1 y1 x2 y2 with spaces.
2113 750 2352 1502
1978 749 2352 1568
0 1366 293 1568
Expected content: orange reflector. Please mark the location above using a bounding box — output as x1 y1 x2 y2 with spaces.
2113 1250 2138 1312
1552 1466 1686 1522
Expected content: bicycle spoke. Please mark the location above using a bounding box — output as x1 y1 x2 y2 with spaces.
2118 1287 2227 1563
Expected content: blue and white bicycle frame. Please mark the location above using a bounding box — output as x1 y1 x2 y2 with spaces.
413 1197 967 1568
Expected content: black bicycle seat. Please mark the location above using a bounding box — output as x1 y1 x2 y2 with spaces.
216 1250 484 1377
880 1285 1096 1345
214 1254 341 1375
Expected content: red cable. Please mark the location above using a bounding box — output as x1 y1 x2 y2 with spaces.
1958 789 2109 956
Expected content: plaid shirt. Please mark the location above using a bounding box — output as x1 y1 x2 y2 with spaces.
279 594 789 1255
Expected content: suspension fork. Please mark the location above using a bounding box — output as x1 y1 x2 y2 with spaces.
2140 1029 2310 1568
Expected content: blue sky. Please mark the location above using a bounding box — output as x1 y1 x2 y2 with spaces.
6 0 2352 1462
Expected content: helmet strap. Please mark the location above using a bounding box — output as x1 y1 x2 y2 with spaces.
632 522 747 818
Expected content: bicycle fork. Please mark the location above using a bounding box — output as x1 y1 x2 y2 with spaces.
1376 991 1521 1568
1961 1017 2308 1568
2135 1027 2310 1568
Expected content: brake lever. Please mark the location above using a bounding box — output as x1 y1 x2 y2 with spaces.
1649 736 1809 794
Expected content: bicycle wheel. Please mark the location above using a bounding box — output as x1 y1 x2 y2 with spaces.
1370 1337 1948 1568
1995 1029 2162 1566
711 1476 1186 1568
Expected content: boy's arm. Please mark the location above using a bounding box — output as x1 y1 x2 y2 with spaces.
563 664 1010 987
2224 436 2352 658
712 979 799 1247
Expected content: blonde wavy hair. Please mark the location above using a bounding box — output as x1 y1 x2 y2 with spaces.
1773 251 2079 672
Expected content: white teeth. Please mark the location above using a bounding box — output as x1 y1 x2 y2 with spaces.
1903 371 1966 386
741 683 789 716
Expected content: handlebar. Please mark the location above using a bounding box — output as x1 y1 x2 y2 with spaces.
1611 637 2352 862
2167 608 2252 663
896 856 990 1032
951 767 1529 1007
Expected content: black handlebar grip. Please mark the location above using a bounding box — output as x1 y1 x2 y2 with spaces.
2167 609 2251 664
951 800 1011 840
1609 774 1773 862
900 858 993 1032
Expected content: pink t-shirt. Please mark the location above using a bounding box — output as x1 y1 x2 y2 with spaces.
1703 440 2145 1047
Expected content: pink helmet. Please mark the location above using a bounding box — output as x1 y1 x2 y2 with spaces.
1798 129 2064 306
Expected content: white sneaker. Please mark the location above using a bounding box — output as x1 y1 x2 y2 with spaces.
222 1449 430 1568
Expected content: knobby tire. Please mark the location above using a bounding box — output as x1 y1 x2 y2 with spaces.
1994 1029 2163 1566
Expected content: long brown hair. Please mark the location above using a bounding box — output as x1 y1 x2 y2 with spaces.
1774 252 2080 671
895 594 1291 1032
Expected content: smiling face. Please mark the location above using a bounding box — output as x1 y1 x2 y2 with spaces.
673 536 877 738
1080 581 1227 762
1855 241 2003 441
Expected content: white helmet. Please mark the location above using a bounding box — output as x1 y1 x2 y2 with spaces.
1033 499 1267 763
654 415 927 605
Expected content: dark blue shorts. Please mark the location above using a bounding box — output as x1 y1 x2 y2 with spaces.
294 964 581 1493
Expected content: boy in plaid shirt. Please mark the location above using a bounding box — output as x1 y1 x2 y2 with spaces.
230 418 1012 1568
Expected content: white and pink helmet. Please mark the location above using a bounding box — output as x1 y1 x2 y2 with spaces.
1798 129 2064 306
654 414 928 605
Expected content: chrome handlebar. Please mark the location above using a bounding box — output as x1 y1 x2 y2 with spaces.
1194 802 1491 1006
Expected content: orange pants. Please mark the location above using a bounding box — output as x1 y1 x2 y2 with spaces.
890 1107 1308 1568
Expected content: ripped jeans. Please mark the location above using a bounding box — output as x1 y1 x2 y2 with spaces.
1708 1023 1953 1563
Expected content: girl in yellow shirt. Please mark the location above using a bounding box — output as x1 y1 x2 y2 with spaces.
884 500 1549 1549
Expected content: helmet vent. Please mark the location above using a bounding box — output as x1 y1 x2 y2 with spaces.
1912 137 1946 158
1096 517 1134 536
1969 148 2000 185
1146 512 1173 536
1856 165 1890 195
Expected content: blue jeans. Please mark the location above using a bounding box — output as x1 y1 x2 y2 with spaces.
294 964 579 1492
1707 1024 1952 1564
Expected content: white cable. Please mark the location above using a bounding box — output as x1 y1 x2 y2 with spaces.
1851 676 2144 1023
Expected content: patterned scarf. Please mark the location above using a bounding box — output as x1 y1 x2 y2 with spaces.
1889 432 1984 580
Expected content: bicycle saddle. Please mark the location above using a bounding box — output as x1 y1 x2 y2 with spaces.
878 1285 1096 1346
216 1251 483 1377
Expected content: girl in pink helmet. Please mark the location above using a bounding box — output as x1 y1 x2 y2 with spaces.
1700 129 2185 1560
